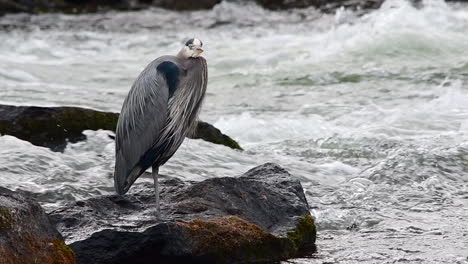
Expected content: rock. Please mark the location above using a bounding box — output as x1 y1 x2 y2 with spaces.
0 104 117 151
2 0 467 16
0 104 242 151
253 0 385 12
189 120 242 150
49 163 316 264
254 0 320 9
153 0 221 10
0 0 220 15
0 0 385 15
0 187 75 264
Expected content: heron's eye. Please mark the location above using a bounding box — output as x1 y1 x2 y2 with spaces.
188 44 195 49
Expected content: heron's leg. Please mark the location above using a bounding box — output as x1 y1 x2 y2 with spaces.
152 165 160 218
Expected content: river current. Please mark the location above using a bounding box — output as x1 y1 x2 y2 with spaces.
1 0 468 263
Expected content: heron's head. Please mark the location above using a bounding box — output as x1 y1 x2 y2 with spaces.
179 38 204 58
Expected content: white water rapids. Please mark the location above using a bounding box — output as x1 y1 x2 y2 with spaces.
1 0 468 262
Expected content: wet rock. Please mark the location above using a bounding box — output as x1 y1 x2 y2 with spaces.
0 104 241 151
153 0 222 10
49 163 316 264
253 0 385 12
0 104 118 151
189 120 242 150
0 0 385 15
0 187 75 264
0 0 220 15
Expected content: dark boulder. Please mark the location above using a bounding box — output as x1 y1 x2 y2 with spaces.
0 104 117 151
0 0 384 15
153 0 222 10
0 0 220 15
2 0 467 16
189 120 242 150
0 104 241 151
49 163 316 264
253 0 385 12
0 187 75 264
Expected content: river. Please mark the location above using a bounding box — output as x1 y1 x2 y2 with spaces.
1 0 468 263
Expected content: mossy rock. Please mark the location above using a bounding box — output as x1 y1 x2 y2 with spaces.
0 104 241 151
287 214 317 253
52 163 315 264
179 216 296 263
189 121 242 150
179 215 317 262
0 104 119 151
0 187 75 264
68 215 315 264
0 207 15 231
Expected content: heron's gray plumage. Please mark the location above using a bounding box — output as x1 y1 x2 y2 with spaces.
114 54 207 195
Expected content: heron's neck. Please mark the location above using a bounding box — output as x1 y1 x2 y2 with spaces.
177 47 191 59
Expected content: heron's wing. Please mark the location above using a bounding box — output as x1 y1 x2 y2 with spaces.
114 58 180 194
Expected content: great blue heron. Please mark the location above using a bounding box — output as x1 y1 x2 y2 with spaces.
114 38 207 217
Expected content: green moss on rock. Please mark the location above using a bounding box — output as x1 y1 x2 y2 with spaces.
180 216 295 263
0 187 76 264
178 214 317 263
0 207 14 230
338 74 362 83
287 214 317 252
190 121 243 150
52 239 76 264
0 235 76 264
0 104 242 151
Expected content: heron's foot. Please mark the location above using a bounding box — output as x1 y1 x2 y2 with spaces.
150 206 164 221
155 210 161 220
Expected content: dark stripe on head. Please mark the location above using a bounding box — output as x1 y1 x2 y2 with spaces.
185 38 195 46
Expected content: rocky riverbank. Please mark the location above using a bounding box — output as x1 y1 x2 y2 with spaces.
1 163 316 263
0 104 241 151
0 0 385 15
3 0 467 17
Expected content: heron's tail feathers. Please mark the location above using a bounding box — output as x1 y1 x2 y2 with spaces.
114 150 145 195
114 165 144 195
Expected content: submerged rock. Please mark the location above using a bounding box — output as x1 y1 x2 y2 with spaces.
0 104 241 151
49 163 316 264
0 187 75 264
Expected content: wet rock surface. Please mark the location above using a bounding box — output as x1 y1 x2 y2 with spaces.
49 163 316 264
153 0 222 11
0 0 393 16
0 104 241 151
253 0 384 12
189 120 242 150
0 0 221 15
2 0 468 16
0 187 75 264
0 104 117 151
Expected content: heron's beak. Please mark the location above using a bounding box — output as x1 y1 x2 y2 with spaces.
196 48 204 54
